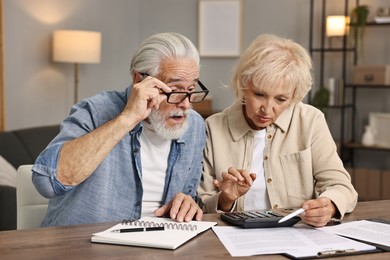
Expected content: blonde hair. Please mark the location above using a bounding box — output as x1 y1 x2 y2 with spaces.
232 34 312 103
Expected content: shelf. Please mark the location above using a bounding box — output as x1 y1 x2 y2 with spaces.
355 22 390 26
311 48 355 52
310 48 355 52
309 0 390 168
343 142 390 151
323 104 354 109
345 84 390 89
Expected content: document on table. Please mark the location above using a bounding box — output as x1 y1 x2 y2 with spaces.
212 225 376 257
319 220 390 249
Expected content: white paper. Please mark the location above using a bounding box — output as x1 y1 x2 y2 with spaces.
319 220 390 247
212 224 376 257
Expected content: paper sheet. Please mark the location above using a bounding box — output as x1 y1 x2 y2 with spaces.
212 225 376 257
319 220 390 247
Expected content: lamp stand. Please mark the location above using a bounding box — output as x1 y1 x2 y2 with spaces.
73 63 79 104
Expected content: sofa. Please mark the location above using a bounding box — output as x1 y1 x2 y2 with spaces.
0 125 59 230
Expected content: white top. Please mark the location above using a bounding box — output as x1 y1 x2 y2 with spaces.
140 122 171 216
244 129 270 210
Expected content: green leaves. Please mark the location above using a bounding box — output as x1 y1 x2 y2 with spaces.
312 87 330 114
350 5 370 64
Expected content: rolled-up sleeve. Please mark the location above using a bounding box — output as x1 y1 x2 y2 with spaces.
32 97 104 198
32 142 74 198
31 89 130 199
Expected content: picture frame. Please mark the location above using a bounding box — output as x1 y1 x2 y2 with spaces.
198 0 242 57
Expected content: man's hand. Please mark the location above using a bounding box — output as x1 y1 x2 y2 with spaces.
121 75 172 122
216 167 256 212
299 197 337 227
154 193 203 222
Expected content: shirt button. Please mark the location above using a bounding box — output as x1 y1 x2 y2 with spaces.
267 178 272 183
135 202 140 206
133 148 139 153
264 155 268 160
267 134 272 139
273 204 278 209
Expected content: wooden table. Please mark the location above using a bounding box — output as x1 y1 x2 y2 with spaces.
1 200 389 259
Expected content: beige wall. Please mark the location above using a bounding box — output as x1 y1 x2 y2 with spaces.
3 0 311 130
3 0 390 168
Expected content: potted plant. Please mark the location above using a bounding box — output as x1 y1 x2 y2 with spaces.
349 5 370 64
311 87 330 115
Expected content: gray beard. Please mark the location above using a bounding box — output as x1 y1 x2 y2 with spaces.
147 109 189 140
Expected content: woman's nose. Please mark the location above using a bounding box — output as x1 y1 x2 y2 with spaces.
261 100 272 113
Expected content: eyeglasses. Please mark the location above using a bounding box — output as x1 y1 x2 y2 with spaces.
139 73 209 104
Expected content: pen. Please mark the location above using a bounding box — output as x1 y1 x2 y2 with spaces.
278 208 305 223
111 226 165 233
318 249 355 256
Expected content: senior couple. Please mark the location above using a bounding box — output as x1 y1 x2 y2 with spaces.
32 32 357 228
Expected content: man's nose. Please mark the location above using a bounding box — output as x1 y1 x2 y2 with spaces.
178 95 191 109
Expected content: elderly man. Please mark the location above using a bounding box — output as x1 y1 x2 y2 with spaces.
33 32 208 226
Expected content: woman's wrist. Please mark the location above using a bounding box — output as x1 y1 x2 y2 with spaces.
218 192 237 212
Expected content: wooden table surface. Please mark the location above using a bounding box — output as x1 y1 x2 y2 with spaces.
1 200 389 259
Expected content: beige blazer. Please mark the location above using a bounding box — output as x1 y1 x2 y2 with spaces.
197 101 357 219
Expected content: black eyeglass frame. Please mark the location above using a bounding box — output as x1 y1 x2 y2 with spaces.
139 72 209 104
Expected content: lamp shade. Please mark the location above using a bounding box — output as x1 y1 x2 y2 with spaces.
53 30 101 64
326 16 349 37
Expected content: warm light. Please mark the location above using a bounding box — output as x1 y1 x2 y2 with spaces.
52 30 102 103
326 16 349 37
53 30 101 63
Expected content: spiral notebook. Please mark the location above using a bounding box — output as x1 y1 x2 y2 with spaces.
91 216 217 250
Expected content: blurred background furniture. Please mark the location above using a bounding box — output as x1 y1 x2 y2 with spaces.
16 165 49 229
0 125 59 230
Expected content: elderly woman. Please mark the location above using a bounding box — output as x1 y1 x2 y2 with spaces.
197 34 357 227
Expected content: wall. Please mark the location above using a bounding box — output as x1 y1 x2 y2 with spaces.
3 0 390 169
4 0 140 129
3 0 309 131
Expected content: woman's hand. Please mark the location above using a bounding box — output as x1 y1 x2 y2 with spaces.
215 167 256 212
299 197 337 227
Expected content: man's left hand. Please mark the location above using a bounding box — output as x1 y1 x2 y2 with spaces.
154 193 203 222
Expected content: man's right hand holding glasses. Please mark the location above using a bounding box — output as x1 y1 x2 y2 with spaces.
121 73 172 124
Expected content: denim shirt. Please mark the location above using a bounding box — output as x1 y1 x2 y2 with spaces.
32 85 206 227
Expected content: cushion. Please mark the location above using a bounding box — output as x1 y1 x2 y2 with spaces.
0 155 17 187
0 132 32 168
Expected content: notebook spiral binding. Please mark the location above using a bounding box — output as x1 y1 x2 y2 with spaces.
121 219 198 231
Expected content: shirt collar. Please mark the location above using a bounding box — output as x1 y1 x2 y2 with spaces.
274 103 295 133
227 101 296 140
227 101 254 141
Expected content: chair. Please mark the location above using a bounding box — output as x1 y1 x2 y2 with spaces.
16 165 49 229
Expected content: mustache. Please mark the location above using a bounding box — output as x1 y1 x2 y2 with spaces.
168 109 190 117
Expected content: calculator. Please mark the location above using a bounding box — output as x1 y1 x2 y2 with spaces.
220 210 301 228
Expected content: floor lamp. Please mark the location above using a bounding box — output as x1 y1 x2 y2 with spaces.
52 30 101 104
